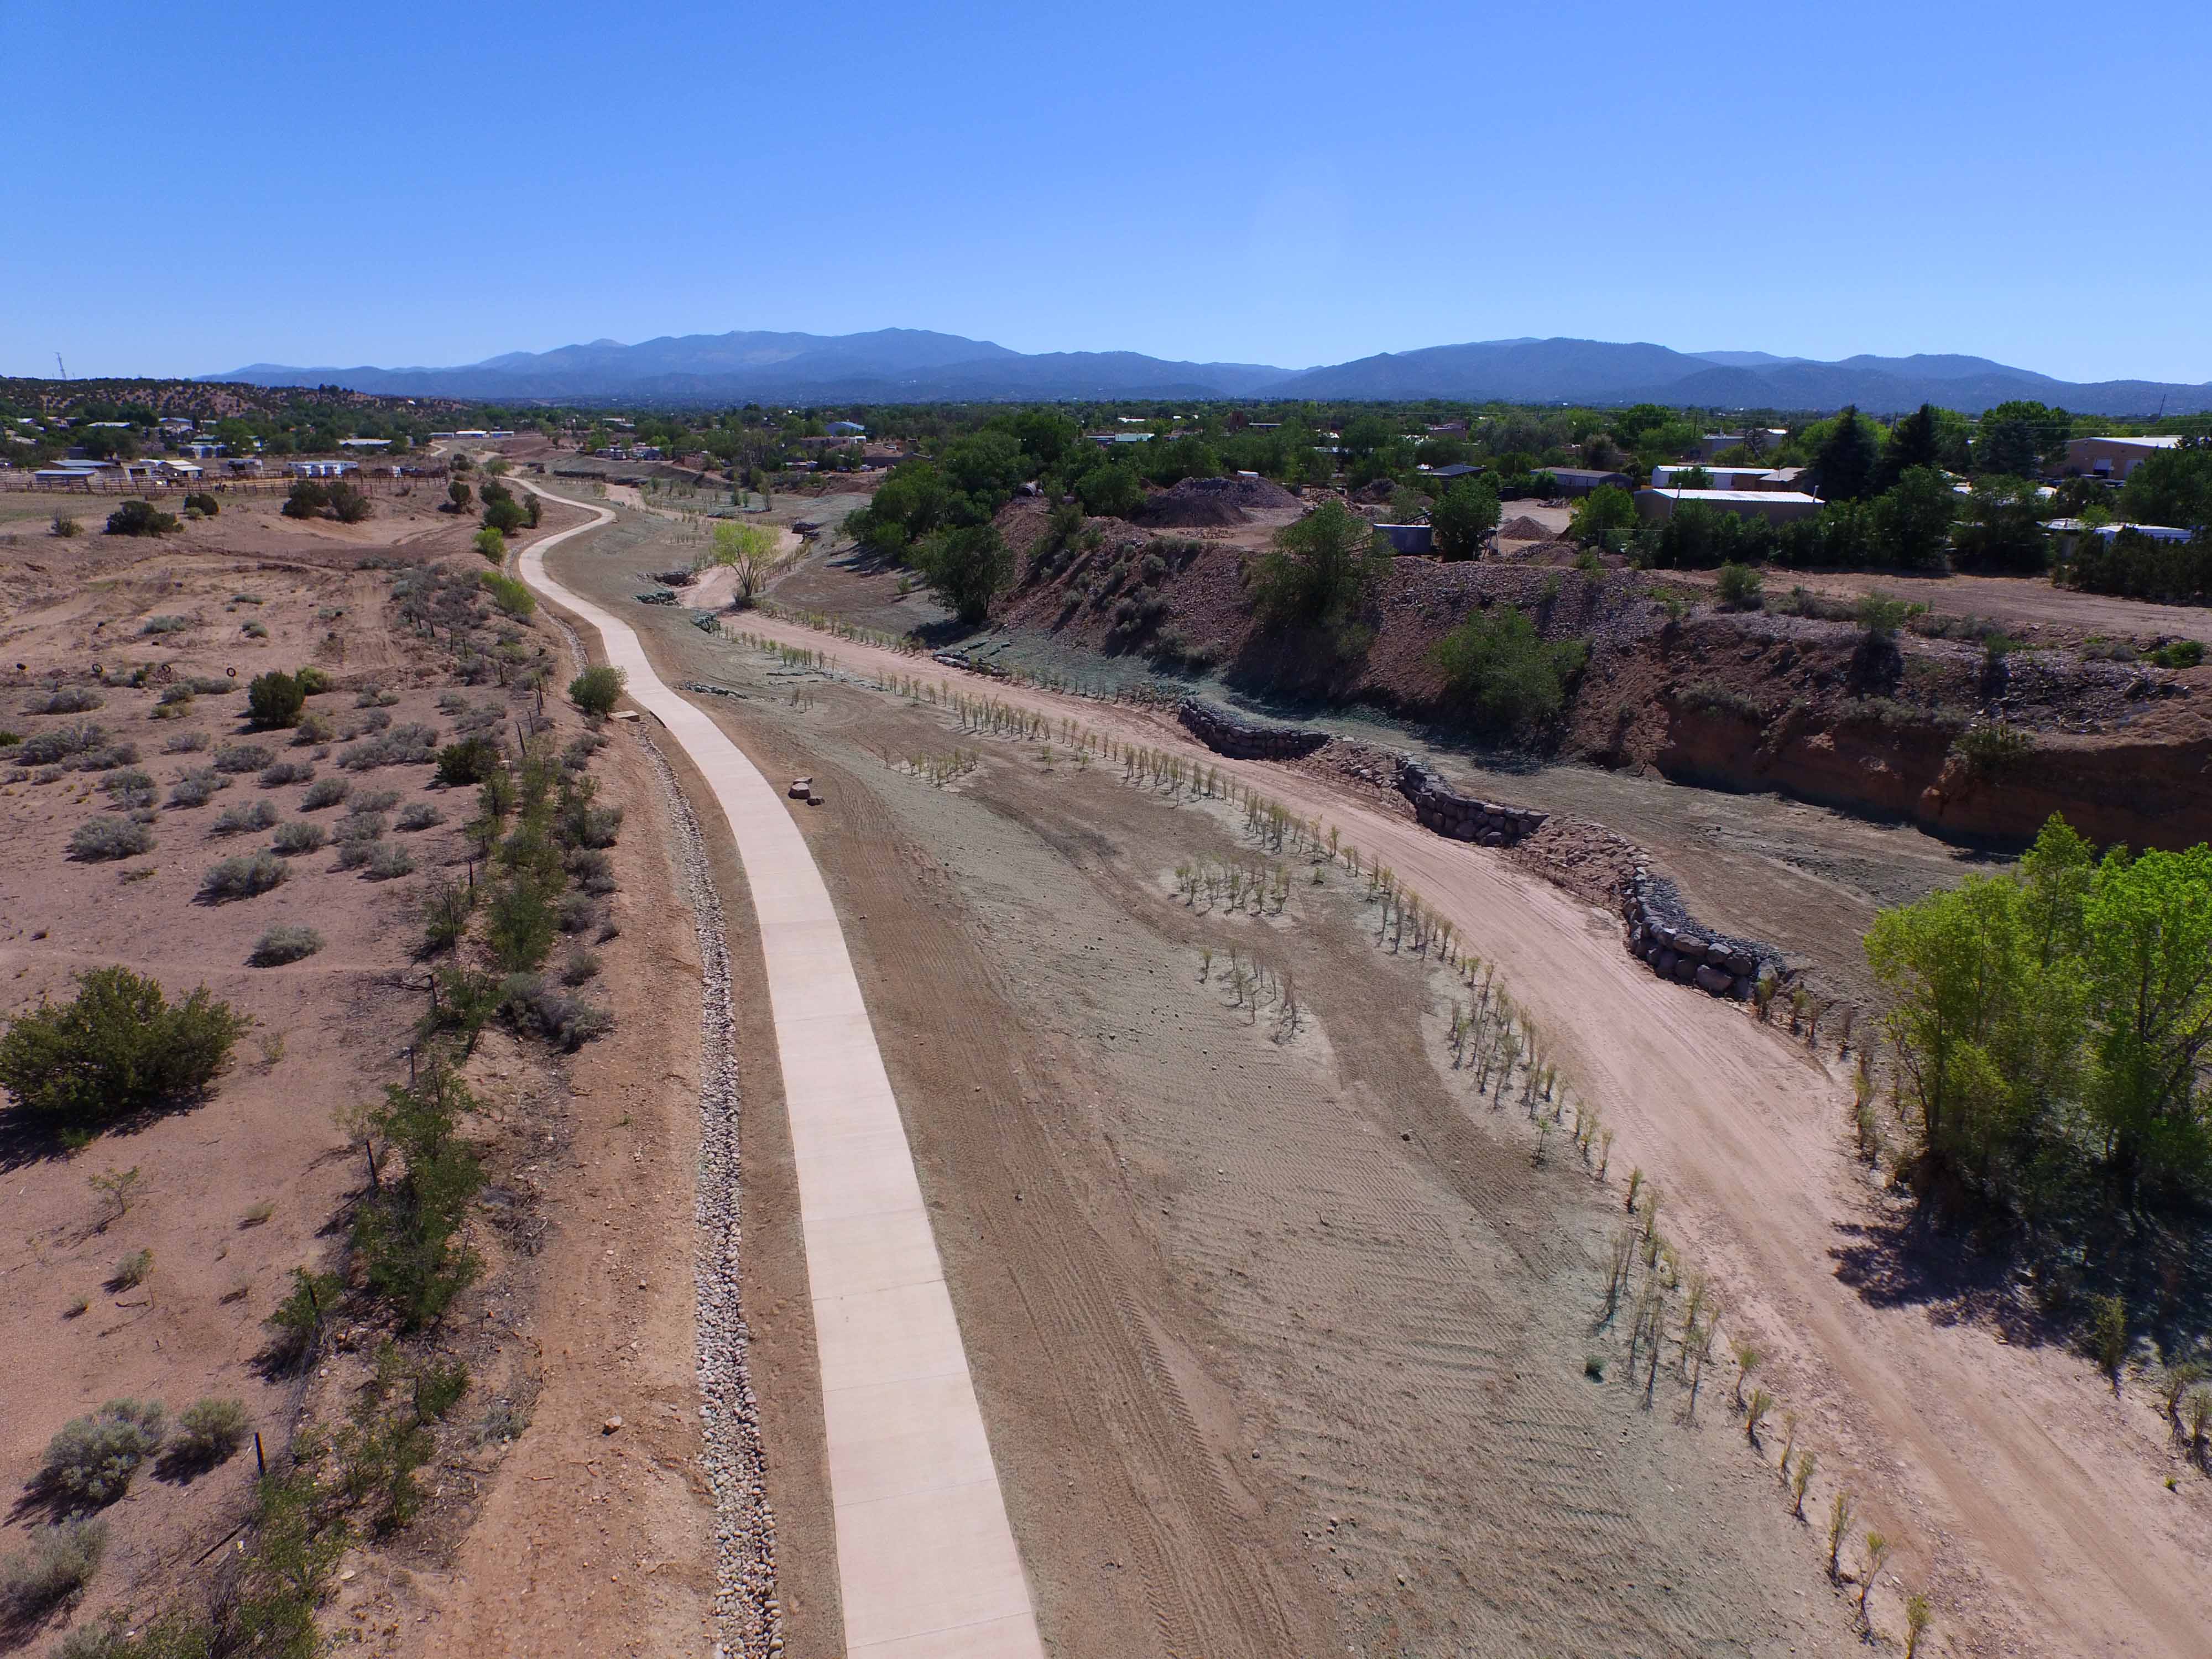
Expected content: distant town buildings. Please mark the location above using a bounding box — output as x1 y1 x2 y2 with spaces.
2063 435 2182 479
1634 488 1824 525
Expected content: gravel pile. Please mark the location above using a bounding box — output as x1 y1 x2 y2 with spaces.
1496 514 1552 542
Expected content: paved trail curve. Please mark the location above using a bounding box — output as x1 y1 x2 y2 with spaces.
519 488 1046 1659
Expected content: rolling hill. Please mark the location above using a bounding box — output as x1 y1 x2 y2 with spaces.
210 331 2212 415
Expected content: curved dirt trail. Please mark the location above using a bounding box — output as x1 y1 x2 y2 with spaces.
517 491 1047 1659
732 611 2211 1659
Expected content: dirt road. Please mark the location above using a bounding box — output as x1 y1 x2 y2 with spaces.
727 609 2212 1659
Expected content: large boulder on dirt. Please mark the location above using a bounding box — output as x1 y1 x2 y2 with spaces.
1694 964 1735 995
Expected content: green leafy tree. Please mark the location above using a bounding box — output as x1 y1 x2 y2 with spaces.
472 526 507 565
913 523 1014 623
247 670 306 729
1569 484 1639 545
2079 844 2212 1194
1811 406 1881 502
703 520 779 603
1975 400 2069 477
0 967 251 1138
1429 604 1588 735
1073 461 1145 518
1249 500 1390 634
482 497 526 534
1874 403 1945 490
105 499 178 537
1951 476 2050 572
1430 477 1501 560
568 665 625 717
2116 439 2212 529
1874 466 1958 569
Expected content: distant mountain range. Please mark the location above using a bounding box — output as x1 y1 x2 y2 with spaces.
210 329 2212 415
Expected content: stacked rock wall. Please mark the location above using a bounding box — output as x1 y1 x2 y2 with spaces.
1618 864 1772 1001
1395 759 1550 848
1177 698 1330 760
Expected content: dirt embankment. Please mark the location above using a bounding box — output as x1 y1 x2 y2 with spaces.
992 497 2212 850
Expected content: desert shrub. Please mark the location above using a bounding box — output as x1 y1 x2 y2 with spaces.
152 686 194 719
101 765 155 801
69 817 155 862
29 685 105 714
39 1401 165 1508
478 572 534 618
0 1519 107 1619
1430 604 1589 737
280 481 325 519
0 967 248 1134
472 526 507 564
325 482 372 523
18 721 105 765
1951 721 2034 782
557 893 601 934
141 614 191 636
165 1398 249 1473
185 491 220 518
214 742 274 775
568 664 625 717
106 499 178 538
200 851 288 901
364 843 415 881
349 787 400 815
562 732 604 769
569 803 623 849
288 712 332 748
334 837 377 870
560 947 601 987
486 878 559 972
51 512 82 539
336 722 437 771
163 729 211 754
167 767 225 808
72 741 139 773
2150 639 2205 670
242 619 268 638
295 666 332 695
56 1609 212 1658
259 759 315 789
435 735 503 786
354 682 398 708
351 1072 484 1327
270 821 326 856
337 807 388 841
565 847 615 896
249 924 324 966
499 974 614 1051
420 878 475 953
395 802 442 831
299 775 349 810
245 670 305 729
212 800 279 836
261 1267 341 1370
1715 561 1765 609
342 708 391 739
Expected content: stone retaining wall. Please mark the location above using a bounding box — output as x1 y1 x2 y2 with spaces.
1618 863 1776 1001
1395 759 1550 848
1177 697 1330 760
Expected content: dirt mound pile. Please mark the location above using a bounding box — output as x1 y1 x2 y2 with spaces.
1131 475 1302 526
1497 514 1552 542
1494 539 1585 567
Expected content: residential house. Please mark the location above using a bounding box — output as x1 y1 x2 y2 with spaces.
1423 462 1483 482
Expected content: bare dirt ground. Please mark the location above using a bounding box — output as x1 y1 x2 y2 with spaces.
1663 563 2212 649
0 497 716 1657
630 583 2212 1659
550 509 1870 1658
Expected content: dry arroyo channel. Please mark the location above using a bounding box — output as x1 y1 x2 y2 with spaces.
518 487 1047 1659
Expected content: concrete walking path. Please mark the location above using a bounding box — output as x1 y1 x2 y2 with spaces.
517 489 1046 1659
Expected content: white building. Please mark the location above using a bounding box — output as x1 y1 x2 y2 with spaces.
2063 435 2184 480
287 459 358 478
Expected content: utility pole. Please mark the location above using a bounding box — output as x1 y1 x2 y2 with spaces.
54 353 66 380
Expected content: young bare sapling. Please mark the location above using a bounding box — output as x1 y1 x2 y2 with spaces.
1825 1489 1855 1577
1859 1532 1891 1618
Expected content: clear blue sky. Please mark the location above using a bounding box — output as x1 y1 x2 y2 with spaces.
6 1 2210 384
